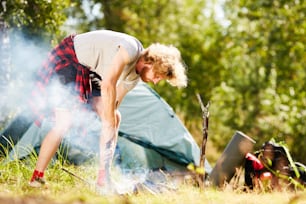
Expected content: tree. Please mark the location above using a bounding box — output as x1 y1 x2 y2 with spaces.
0 0 70 125
3 0 304 164
66 0 226 145
210 0 306 163
1 0 70 42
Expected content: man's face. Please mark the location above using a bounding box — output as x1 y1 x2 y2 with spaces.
140 65 163 85
136 58 164 84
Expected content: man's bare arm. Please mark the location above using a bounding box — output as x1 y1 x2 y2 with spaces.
96 46 130 186
98 46 129 127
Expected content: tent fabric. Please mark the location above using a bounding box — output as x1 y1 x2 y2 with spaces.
1 82 212 174
118 82 201 166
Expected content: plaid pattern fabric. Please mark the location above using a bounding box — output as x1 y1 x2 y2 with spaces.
29 35 91 125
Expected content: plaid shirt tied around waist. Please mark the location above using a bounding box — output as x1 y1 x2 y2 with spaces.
30 35 91 125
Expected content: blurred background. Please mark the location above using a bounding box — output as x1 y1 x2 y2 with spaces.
0 0 305 164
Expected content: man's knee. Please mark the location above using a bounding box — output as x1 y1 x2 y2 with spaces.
54 108 72 134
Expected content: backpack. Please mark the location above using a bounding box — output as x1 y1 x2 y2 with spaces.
244 139 306 191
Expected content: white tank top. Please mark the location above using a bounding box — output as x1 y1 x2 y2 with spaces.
74 30 143 91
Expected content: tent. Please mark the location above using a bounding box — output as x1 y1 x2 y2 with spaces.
1 82 212 174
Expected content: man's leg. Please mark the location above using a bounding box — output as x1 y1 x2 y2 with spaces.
29 109 71 187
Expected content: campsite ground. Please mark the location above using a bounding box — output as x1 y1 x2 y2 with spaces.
0 159 306 204
0 133 305 204
0 183 305 204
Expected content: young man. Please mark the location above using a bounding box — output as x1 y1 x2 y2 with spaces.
29 30 187 188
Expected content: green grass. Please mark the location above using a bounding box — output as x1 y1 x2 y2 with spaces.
1 150 306 204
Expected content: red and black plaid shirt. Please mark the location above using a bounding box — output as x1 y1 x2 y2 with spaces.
29 35 91 125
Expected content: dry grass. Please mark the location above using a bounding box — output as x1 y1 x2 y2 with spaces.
0 183 305 204
0 146 305 204
0 157 306 204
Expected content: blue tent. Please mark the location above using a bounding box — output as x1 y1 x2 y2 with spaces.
1 82 211 174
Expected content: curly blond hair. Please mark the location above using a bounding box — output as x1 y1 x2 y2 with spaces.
142 43 187 87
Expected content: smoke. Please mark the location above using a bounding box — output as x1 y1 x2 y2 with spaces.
0 33 106 185
0 32 178 194
0 31 101 154
0 32 50 121
0 32 92 123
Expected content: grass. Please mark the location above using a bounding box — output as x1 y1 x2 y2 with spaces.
1 124 305 204
0 147 306 204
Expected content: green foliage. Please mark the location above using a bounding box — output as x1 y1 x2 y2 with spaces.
1 0 305 164
1 0 70 43
210 0 306 163
66 1 225 128
90 0 225 123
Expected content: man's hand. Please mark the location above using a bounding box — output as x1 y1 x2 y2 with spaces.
97 169 108 187
90 71 102 91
